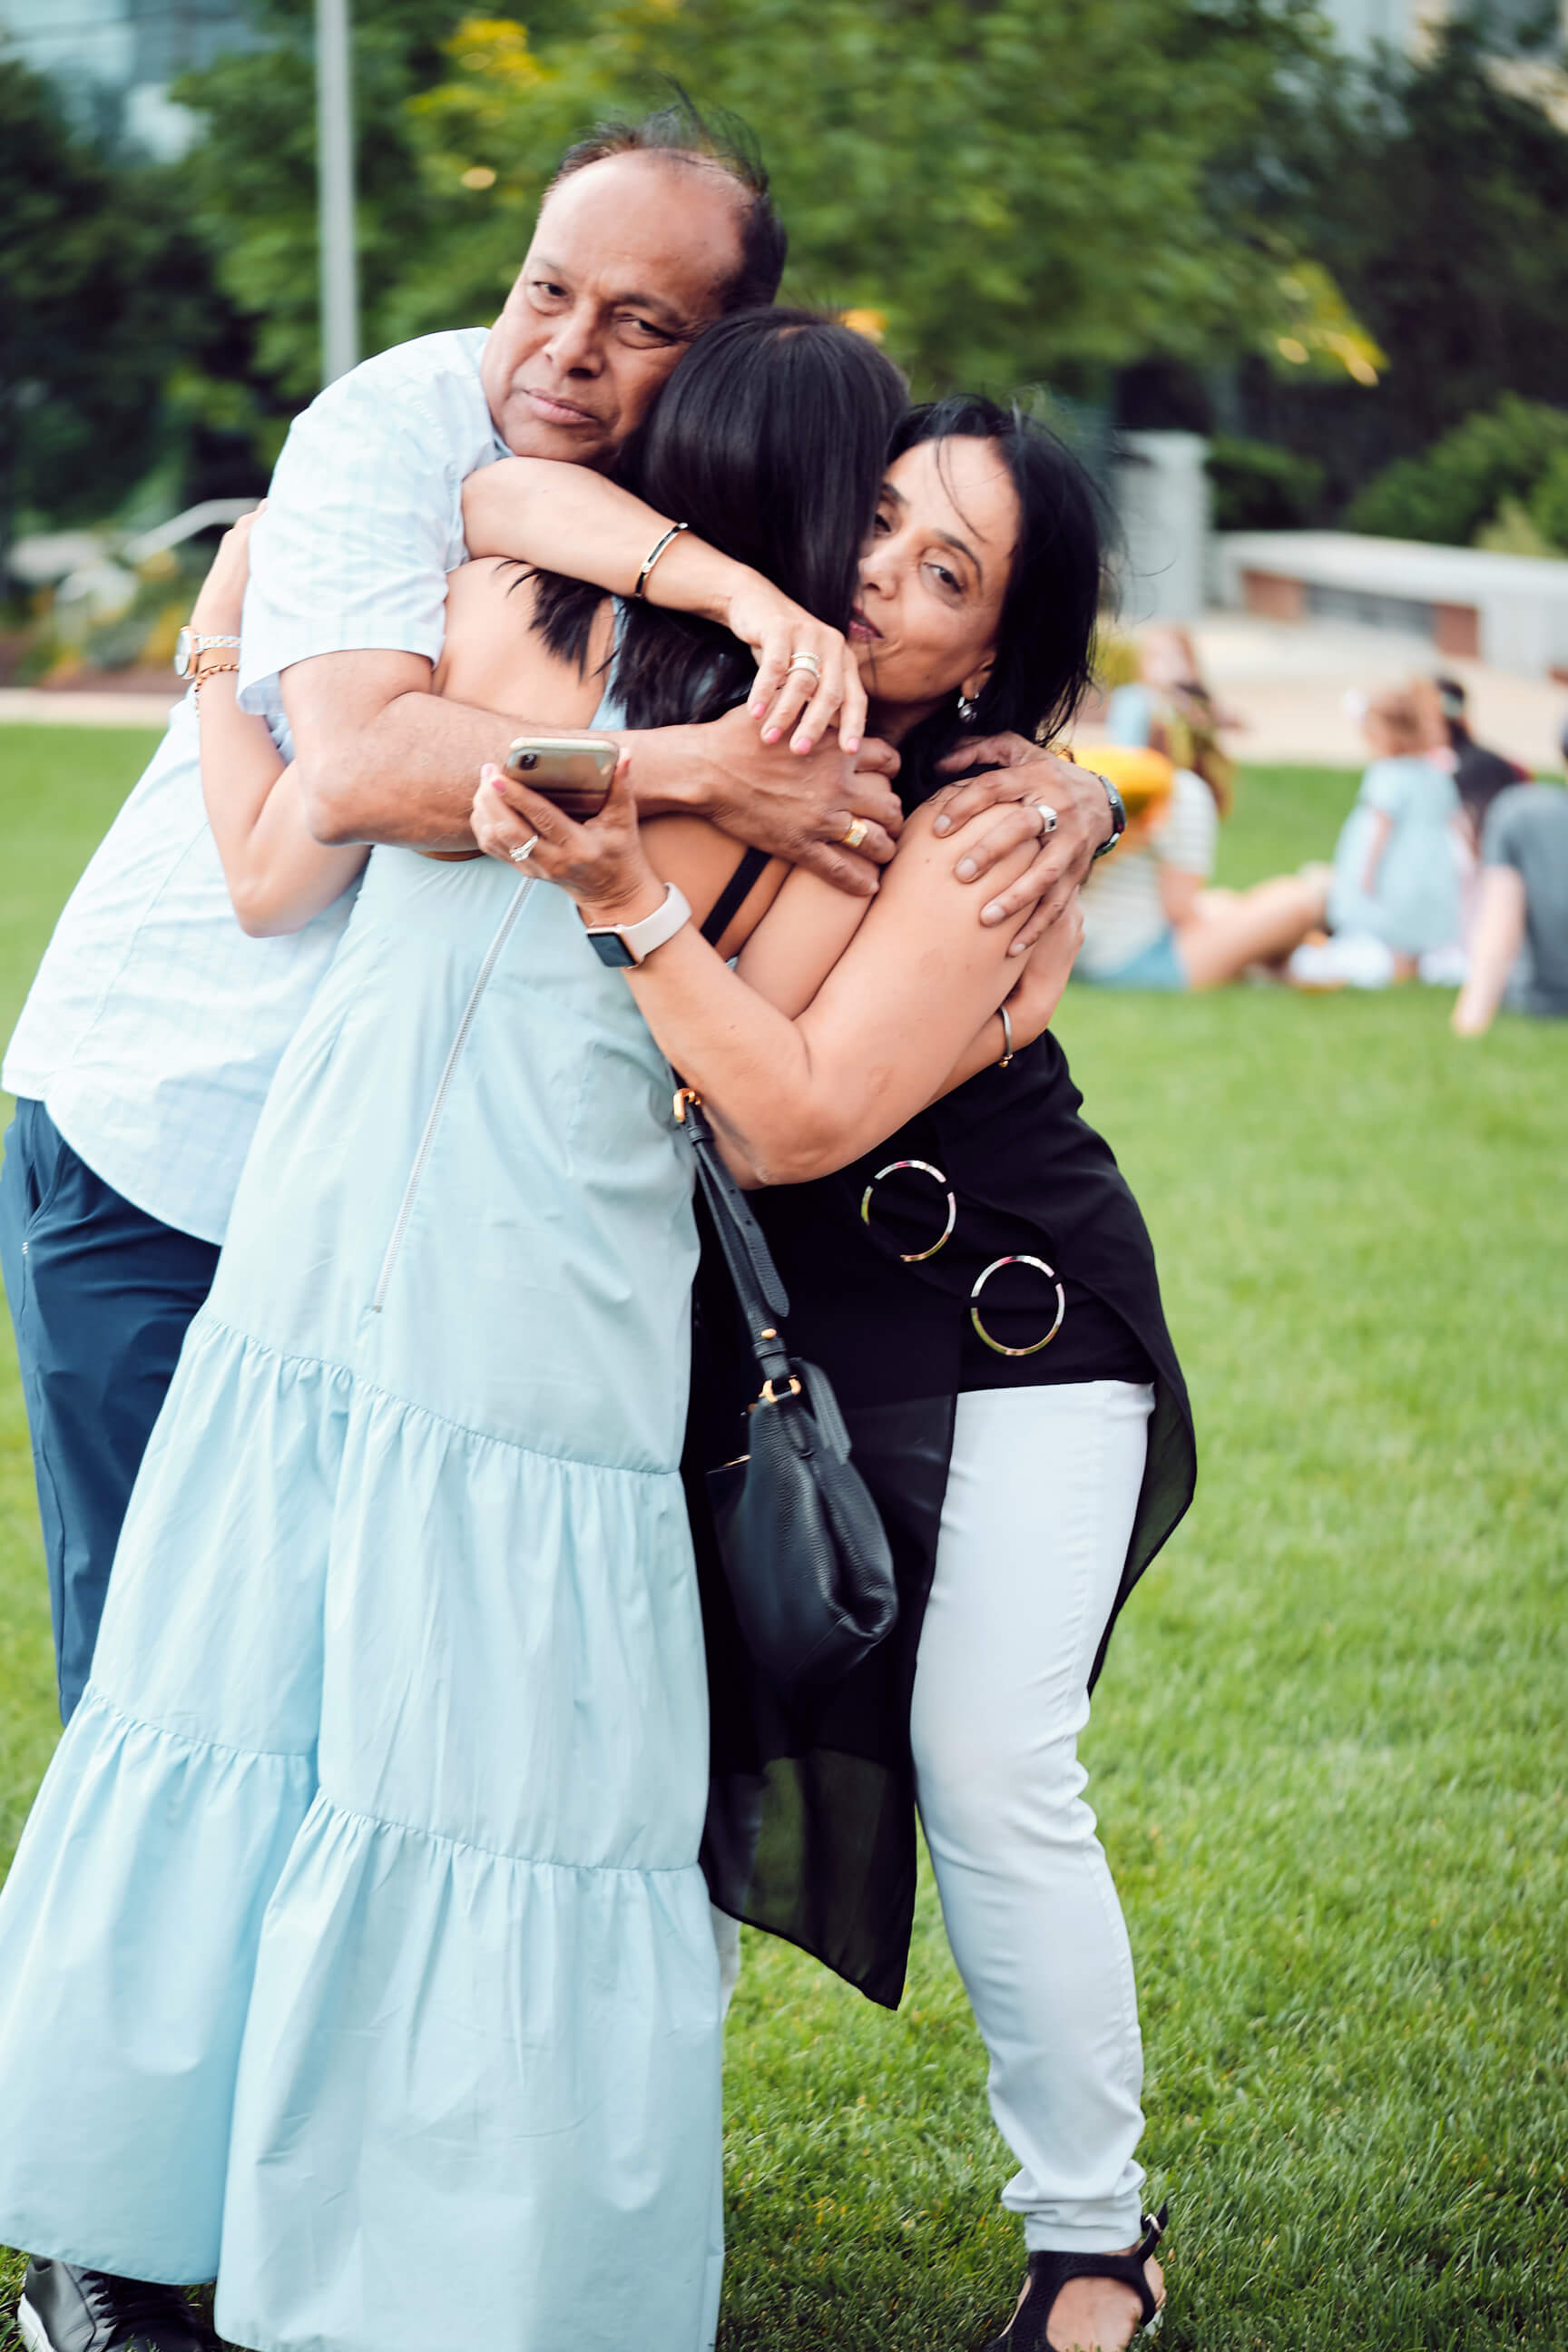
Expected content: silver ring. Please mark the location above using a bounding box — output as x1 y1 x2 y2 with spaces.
509 836 539 866
787 652 822 679
1029 800 1059 837
859 1159 956 1263
969 1254 1065 1357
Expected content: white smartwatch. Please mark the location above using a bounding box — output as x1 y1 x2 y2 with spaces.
584 883 691 969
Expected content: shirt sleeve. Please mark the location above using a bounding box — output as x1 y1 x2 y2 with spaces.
238 362 465 713
1153 768 1219 878
1480 787 1527 871
1361 760 1411 818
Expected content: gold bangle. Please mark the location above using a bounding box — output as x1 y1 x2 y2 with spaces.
996 1003 1014 1068
192 660 240 695
634 521 689 599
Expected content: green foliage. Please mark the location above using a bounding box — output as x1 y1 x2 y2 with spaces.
392 0 1324 394
3 750 1566 2348
171 0 597 400
1250 21 1568 472
1206 433 1325 531
1525 448 1568 554
0 57 240 535
1347 395 1568 545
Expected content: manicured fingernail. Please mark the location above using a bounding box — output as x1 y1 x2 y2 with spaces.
981 900 1005 923
933 813 951 833
750 699 764 716
843 736 861 755
1008 936 1028 956
763 727 780 745
792 734 812 754
956 856 977 880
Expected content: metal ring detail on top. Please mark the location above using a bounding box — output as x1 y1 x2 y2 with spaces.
969 1253 1066 1357
859 1158 956 1263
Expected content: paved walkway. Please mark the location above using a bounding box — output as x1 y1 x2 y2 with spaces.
4 615 1565 770
1185 612 1566 771
0 685 180 729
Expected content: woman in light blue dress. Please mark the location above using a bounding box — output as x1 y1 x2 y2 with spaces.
0 314 1096 2352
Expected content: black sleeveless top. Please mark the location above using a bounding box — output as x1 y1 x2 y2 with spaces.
685 861 1197 2007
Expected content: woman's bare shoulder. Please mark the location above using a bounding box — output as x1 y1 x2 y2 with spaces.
435 557 608 722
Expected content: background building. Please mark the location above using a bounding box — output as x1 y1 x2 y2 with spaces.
0 0 254 155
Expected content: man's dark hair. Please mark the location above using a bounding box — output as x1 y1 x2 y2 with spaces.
550 91 787 314
529 308 906 729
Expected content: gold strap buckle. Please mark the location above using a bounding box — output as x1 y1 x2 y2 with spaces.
753 1375 803 1410
672 1086 701 1125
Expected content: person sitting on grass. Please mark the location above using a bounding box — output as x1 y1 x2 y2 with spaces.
1073 753 1329 993
1436 674 1530 847
1452 769 1568 1034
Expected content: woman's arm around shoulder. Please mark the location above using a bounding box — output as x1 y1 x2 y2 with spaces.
475 760 1044 1184
191 512 368 936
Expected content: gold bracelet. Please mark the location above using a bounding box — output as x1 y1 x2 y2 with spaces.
634 521 689 598
996 1003 1014 1068
192 660 240 697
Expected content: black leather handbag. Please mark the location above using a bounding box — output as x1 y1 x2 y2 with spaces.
676 1088 897 1695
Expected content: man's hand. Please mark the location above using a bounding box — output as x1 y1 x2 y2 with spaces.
930 736 1113 955
642 702 903 897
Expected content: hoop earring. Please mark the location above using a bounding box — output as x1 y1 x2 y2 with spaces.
956 691 979 723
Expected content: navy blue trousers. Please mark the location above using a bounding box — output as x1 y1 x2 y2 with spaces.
0 1099 220 1723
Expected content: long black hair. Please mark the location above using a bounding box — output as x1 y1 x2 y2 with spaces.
531 308 906 730
884 397 1105 809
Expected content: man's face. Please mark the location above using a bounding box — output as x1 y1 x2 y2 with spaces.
481 152 745 468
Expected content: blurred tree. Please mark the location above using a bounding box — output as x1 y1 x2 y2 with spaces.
0 54 246 549
172 0 596 399
389 0 1328 394
1227 18 1568 507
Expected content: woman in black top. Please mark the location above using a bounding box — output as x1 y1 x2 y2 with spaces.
470 368 1193 2352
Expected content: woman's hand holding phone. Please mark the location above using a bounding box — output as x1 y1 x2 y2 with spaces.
473 752 663 932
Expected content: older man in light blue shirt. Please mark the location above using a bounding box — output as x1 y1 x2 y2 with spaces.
3 112 912 1722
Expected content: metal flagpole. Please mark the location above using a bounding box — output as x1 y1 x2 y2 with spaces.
315 0 359 385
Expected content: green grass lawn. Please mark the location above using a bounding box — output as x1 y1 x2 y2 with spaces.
0 728 1564 2348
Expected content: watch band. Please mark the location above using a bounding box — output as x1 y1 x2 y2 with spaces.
1090 769 1127 859
585 882 692 968
174 628 241 679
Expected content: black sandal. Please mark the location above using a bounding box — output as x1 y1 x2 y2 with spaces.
979 2205 1168 2351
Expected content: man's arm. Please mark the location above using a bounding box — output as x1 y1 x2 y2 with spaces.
925 734 1120 954
1452 865 1527 1037
288 648 904 893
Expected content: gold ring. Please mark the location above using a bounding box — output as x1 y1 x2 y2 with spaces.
841 816 870 851
969 1254 1066 1357
788 651 822 679
509 836 539 866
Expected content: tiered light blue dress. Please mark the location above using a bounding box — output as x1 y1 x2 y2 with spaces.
0 738 725 2349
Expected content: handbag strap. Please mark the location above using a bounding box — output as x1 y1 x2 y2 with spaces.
675 1090 794 1391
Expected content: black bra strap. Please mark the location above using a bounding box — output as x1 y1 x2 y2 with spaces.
701 846 772 948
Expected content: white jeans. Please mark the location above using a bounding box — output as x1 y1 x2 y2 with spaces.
911 1381 1154 2252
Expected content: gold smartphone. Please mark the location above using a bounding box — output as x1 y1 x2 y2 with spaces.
504 733 618 819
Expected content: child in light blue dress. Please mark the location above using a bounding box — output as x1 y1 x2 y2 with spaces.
1327 688 1465 965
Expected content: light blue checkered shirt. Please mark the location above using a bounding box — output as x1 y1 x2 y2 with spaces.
5 328 505 1243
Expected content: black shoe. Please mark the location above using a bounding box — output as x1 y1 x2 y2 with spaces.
979 2207 1168 2350
16 2259 219 2352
